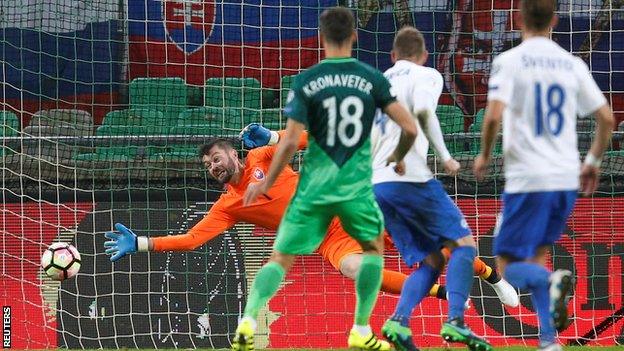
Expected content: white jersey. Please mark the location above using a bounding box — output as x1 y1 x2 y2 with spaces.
371 60 450 184
488 37 607 193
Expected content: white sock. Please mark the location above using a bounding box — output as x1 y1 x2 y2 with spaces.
241 316 257 331
353 324 372 336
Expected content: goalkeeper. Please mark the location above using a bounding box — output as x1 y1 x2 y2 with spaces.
104 125 516 306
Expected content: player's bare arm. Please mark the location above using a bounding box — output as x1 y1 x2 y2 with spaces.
243 119 305 206
581 104 615 195
383 101 417 174
473 99 504 180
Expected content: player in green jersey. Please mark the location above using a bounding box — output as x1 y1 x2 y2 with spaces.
233 7 417 351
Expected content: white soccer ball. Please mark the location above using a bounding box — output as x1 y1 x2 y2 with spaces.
41 242 81 281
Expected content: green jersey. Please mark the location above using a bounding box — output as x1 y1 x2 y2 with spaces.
284 57 396 204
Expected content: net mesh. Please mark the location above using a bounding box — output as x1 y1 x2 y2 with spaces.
1 0 624 349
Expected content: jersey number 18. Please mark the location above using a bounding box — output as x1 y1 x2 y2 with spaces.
322 96 364 147
535 82 566 136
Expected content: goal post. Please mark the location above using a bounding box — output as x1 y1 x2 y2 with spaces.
1 0 623 349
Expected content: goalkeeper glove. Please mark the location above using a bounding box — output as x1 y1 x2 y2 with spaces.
240 123 278 149
104 223 141 262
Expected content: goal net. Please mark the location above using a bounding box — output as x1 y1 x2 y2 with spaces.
1 0 623 349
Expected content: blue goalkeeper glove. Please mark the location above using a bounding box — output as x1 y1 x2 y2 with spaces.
104 223 137 262
240 123 273 149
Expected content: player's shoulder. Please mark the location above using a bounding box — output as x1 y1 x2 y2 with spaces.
491 48 518 67
414 65 443 85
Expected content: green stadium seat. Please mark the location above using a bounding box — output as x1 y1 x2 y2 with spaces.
280 75 296 107
0 111 19 157
75 125 142 161
103 108 158 125
129 77 187 122
258 108 284 130
469 109 502 155
205 78 261 111
0 111 20 137
178 106 246 132
435 105 465 154
187 84 204 106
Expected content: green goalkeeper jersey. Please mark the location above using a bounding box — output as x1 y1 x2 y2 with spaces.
284 57 396 204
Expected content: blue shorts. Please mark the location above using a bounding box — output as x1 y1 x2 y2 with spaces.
373 180 471 267
494 191 577 260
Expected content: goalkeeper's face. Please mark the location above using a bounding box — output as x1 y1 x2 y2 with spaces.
203 147 239 184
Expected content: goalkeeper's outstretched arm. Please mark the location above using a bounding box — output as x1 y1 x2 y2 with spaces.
104 201 236 262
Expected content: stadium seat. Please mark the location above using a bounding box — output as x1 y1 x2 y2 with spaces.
129 77 187 123
0 111 20 157
468 109 502 155
153 107 245 160
102 109 168 133
30 109 92 126
74 125 142 161
435 105 465 154
577 118 596 152
258 108 284 130
24 109 93 162
280 75 295 107
205 78 262 111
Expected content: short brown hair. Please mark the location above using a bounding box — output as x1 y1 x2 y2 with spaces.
521 0 556 31
319 7 355 46
393 26 425 59
199 139 233 157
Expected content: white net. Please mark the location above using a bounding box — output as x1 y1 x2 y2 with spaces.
1 0 623 349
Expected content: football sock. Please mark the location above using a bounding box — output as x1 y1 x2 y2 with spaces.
505 262 554 343
446 246 476 321
243 261 285 319
391 263 440 327
430 284 447 300
355 254 383 325
380 269 407 294
473 257 489 278
441 247 451 261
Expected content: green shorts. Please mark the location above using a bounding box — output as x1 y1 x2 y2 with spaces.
273 193 385 255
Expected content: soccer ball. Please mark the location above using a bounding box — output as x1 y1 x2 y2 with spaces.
41 242 81 281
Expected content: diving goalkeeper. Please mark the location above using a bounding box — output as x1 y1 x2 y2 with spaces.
103 126 517 306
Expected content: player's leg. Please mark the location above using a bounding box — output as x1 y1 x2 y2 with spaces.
318 224 409 295
440 244 519 307
396 180 490 350
232 198 332 351
335 197 390 351
494 191 576 350
383 251 444 351
374 181 452 351
233 250 295 350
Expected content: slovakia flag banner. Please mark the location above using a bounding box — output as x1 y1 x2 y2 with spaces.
127 0 335 87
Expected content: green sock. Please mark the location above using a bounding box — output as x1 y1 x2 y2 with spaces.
355 254 383 326
243 261 285 319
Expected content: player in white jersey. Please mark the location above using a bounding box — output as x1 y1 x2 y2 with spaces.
372 27 506 351
473 1 614 350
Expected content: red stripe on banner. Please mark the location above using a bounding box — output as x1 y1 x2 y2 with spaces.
128 36 321 87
